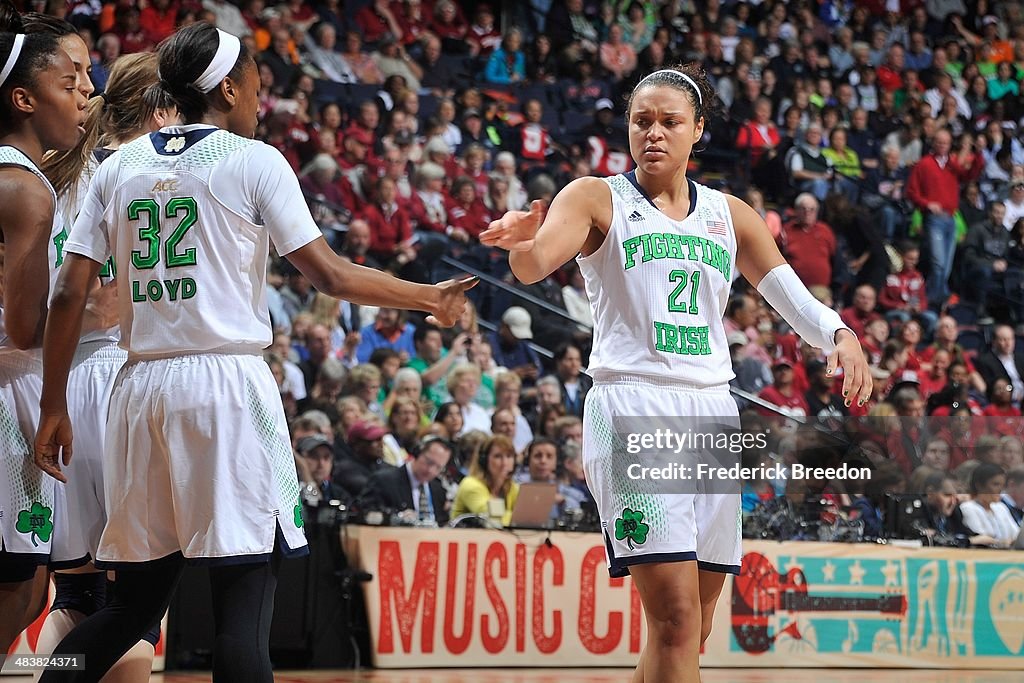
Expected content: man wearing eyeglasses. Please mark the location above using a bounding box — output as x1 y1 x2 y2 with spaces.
357 437 453 525
776 192 837 290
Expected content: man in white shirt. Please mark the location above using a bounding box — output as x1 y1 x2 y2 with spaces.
202 0 252 37
304 23 358 84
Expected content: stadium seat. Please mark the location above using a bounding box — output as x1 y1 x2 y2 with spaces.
957 329 985 352
562 110 590 137
347 83 380 111
947 304 978 327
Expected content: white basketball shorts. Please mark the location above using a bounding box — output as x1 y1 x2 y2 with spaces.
96 352 308 567
583 375 742 578
59 341 127 563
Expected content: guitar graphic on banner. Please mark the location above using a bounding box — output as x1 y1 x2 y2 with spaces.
731 552 908 654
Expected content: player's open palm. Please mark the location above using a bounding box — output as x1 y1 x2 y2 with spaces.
35 412 74 483
427 275 480 327
480 200 546 251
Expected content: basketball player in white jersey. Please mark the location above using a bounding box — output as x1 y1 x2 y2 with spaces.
33 23 473 683
35 52 170 682
482 65 872 682
0 20 88 653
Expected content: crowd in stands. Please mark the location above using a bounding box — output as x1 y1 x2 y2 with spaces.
51 0 1024 545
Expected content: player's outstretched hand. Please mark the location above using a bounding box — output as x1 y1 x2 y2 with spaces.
426 275 480 328
34 412 73 483
828 329 872 408
480 200 546 251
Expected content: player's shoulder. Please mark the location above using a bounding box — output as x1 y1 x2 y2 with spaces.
564 175 611 197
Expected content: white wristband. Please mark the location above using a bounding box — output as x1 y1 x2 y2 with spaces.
756 264 851 355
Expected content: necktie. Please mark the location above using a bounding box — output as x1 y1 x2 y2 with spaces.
418 483 431 522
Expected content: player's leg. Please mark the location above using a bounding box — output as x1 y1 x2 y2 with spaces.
0 564 46 654
629 561 703 683
37 556 184 683
630 647 647 683
100 639 156 683
35 570 106 655
697 570 727 647
209 549 282 683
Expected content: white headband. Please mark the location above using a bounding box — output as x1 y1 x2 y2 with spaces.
192 29 241 93
0 34 26 90
638 69 703 106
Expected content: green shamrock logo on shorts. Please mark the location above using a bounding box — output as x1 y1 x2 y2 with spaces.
614 507 649 550
294 503 304 529
16 502 54 546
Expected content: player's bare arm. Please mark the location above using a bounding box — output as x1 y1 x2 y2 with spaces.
480 176 611 284
35 252 103 482
0 170 55 349
285 236 477 327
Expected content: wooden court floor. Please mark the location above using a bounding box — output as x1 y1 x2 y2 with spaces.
141 670 1024 683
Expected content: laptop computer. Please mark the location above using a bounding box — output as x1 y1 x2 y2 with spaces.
510 482 558 529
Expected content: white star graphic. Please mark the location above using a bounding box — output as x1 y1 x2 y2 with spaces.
849 560 866 586
882 560 900 587
785 556 804 574
822 560 837 582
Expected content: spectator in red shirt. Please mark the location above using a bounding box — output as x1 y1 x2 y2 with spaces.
113 5 153 54
445 176 492 242
776 193 837 289
264 104 315 172
918 348 951 400
423 136 463 182
299 154 351 246
897 319 925 369
361 176 413 263
139 0 179 45
905 129 984 310
430 0 469 45
841 284 882 339
356 0 405 45
758 359 810 421
513 98 553 173
984 378 1022 436
919 314 986 394
735 96 782 173
338 126 372 183
877 43 905 92
407 162 449 233
467 4 502 56
886 387 928 475
880 241 936 335
461 144 491 198
862 318 890 366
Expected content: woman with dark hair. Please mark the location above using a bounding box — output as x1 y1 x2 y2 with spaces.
0 9 88 654
958 463 1020 545
431 400 461 440
33 22 474 682
515 437 585 520
920 471 996 546
482 62 870 681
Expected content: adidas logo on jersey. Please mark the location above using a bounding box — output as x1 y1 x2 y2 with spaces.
627 210 644 222
164 136 186 153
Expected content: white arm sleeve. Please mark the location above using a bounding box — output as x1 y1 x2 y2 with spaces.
756 264 851 355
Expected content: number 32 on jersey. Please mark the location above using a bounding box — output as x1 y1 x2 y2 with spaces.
128 197 198 303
